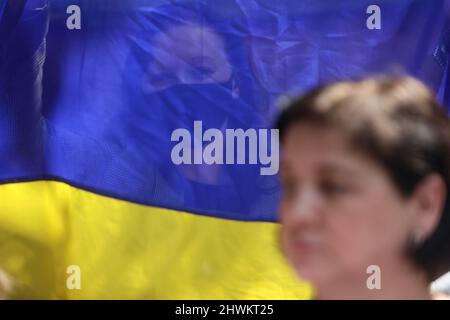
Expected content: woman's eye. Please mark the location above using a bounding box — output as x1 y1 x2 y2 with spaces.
186 64 215 82
320 182 350 196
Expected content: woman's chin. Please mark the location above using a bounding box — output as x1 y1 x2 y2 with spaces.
296 268 325 285
290 258 335 287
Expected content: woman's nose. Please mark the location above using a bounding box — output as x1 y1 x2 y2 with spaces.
289 188 322 225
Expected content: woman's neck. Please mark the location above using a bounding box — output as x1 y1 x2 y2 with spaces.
314 262 430 300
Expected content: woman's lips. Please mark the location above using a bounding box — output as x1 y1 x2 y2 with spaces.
288 236 321 254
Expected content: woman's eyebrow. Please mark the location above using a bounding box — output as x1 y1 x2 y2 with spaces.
319 163 363 178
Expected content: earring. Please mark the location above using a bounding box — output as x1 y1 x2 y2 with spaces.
413 232 425 246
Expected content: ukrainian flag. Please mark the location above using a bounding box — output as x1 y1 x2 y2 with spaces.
0 0 448 299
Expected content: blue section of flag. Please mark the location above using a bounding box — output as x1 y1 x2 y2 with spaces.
0 1 6 17
1 0 450 221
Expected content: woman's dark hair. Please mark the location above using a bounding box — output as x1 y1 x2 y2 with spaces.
277 76 450 281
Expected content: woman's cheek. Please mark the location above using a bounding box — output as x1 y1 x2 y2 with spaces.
278 197 294 224
324 201 374 253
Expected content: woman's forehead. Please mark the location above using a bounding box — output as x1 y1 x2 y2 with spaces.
281 126 381 174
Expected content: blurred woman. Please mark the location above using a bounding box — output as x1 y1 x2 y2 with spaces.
277 77 450 299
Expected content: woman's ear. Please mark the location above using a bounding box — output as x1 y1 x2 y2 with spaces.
412 174 447 241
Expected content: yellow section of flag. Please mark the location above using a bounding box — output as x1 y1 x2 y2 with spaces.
0 181 312 299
